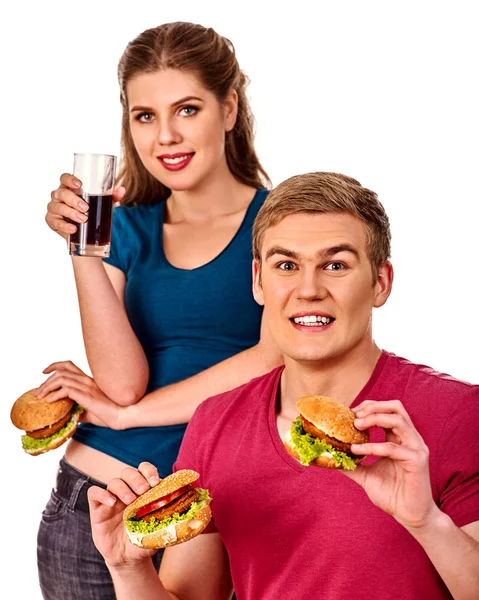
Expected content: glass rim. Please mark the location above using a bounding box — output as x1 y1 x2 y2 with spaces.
74 152 117 159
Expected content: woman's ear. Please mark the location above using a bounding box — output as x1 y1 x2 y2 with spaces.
224 89 238 132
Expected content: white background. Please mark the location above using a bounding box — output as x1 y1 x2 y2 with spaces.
1 0 478 596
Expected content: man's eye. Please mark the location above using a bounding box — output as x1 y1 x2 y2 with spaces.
325 262 345 271
277 262 296 271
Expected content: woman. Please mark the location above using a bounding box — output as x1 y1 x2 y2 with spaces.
37 21 281 600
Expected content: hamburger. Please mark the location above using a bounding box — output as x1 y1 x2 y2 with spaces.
123 469 212 549
10 389 83 455
284 395 369 470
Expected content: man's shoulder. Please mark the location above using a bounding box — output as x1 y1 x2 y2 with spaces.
382 351 478 401
194 366 282 420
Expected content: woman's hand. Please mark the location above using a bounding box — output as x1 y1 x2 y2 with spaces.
88 462 161 568
46 173 125 240
343 400 439 531
34 361 123 429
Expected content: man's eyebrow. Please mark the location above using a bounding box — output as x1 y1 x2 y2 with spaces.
318 244 360 261
264 243 360 262
264 246 300 261
130 96 204 113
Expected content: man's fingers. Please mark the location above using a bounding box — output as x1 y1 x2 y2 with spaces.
137 462 161 487
107 476 141 505
350 442 426 466
88 485 118 510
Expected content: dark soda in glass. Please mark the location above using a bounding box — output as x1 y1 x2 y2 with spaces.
70 194 113 247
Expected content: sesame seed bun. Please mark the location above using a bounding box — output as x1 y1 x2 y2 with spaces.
123 470 212 549
24 409 81 456
296 395 369 445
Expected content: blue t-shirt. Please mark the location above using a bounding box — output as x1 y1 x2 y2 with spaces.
73 189 268 476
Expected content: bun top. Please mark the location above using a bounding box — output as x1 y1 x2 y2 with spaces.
123 469 200 521
10 389 74 431
296 395 369 444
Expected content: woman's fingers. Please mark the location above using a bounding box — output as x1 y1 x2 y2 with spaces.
59 172 82 190
113 185 126 204
36 371 89 398
42 361 85 376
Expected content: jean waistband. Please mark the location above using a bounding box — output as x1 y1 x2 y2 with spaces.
55 457 107 513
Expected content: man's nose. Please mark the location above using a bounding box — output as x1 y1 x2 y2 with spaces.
296 268 328 300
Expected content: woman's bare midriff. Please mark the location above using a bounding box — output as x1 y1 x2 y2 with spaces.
65 439 130 485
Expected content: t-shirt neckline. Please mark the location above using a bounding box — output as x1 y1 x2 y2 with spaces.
268 350 390 472
158 188 262 272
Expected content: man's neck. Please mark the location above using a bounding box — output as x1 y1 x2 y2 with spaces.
279 342 383 419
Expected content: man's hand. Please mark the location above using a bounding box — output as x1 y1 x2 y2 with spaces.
344 399 439 531
34 360 123 428
88 462 161 568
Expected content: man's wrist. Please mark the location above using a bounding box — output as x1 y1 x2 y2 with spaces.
403 506 452 542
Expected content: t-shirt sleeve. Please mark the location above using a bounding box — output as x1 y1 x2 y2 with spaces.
173 414 218 534
102 206 133 274
435 386 479 528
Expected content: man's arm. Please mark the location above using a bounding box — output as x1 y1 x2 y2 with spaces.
346 400 479 600
88 464 233 600
109 534 233 600
402 516 479 600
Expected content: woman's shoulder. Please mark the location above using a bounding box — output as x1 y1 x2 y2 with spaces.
113 201 165 222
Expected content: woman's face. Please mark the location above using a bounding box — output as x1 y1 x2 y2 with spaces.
126 68 237 192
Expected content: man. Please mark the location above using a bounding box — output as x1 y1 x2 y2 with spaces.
88 172 479 599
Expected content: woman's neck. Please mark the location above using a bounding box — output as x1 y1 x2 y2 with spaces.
166 161 256 223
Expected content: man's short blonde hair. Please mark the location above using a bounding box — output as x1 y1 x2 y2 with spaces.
252 172 391 281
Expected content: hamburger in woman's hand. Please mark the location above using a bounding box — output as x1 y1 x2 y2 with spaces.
10 389 83 455
284 395 370 470
123 469 212 549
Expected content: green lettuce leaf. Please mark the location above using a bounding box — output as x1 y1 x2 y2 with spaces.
290 417 357 470
21 404 84 451
125 488 212 535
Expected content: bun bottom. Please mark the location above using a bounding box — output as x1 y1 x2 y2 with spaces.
24 410 80 456
284 437 363 470
125 501 212 550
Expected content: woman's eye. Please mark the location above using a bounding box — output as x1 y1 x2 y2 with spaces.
179 105 198 117
278 262 296 271
136 112 154 123
325 262 345 271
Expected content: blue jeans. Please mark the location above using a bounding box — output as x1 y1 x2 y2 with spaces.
37 458 163 600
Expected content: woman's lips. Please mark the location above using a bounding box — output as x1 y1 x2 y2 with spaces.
157 153 194 171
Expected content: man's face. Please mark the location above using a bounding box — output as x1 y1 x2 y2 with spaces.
253 212 392 365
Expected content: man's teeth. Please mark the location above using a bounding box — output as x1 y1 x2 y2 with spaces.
293 316 332 326
162 155 191 164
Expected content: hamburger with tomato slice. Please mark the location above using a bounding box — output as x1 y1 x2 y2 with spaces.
10 389 83 456
284 395 369 470
123 469 212 549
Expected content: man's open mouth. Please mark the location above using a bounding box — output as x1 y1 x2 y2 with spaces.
290 315 335 327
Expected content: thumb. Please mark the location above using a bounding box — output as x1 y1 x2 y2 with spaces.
113 185 126 205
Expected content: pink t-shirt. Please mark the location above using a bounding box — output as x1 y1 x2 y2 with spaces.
174 351 479 600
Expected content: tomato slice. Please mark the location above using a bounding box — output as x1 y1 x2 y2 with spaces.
135 484 191 519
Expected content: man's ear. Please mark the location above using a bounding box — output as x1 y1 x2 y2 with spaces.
252 260 264 306
373 261 394 308
224 89 238 132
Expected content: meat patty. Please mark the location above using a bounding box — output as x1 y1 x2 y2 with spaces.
141 488 201 523
301 416 359 457
26 411 72 439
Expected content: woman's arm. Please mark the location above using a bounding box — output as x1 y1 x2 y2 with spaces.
71 258 149 405
46 174 149 404
124 315 283 426
37 315 283 427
